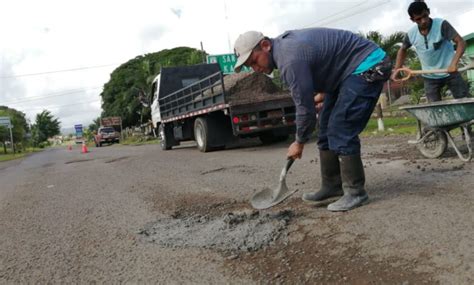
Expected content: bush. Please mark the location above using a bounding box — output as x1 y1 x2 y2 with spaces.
38 141 50 149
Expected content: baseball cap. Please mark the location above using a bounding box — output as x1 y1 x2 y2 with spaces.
233 31 264 73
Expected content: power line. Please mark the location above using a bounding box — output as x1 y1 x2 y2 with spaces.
302 0 369 28
302 0 391 28
3 87 101 105
0 63 120 79
16 100 101 112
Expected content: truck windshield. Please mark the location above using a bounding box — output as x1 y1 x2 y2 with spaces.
100 128 115 133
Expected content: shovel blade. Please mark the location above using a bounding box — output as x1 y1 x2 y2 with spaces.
250 182 298 210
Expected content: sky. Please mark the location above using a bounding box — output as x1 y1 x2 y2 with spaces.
1 0 473 133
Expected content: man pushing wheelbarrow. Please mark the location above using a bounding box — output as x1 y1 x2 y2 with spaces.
392 1 474 162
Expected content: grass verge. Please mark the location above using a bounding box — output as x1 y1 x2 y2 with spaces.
0 148 42 162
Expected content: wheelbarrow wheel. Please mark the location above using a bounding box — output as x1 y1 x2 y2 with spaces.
416 130 448 159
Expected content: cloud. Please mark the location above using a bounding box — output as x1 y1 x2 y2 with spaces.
1 0 473 132
170 8 182 18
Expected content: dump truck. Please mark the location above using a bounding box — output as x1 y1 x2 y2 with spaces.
150 63 296 152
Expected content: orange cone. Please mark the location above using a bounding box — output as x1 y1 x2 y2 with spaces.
81 142 89 153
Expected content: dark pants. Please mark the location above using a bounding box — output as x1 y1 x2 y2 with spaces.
317 74 384 155
424 72 469 102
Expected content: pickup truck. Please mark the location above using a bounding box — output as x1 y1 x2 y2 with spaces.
94 127 120 147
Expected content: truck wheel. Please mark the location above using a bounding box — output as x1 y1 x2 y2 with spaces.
194 117 214 152
416 130 447 158
159 124 172 150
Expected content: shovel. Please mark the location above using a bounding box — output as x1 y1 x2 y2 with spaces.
393 61 474 81
250 158 297 210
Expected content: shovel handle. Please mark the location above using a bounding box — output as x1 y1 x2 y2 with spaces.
285 158 295 172
393 62 474 82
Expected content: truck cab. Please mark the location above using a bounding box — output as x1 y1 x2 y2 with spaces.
150 74 162 129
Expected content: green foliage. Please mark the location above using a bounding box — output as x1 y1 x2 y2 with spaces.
31 110 61 146
271 69 288 91
83 129 93 142
360 116 419 137
0 106 29 153
100 47 207 128
359 31 416 65
88 117 101 133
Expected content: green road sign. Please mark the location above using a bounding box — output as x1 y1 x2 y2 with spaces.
207 53 251 74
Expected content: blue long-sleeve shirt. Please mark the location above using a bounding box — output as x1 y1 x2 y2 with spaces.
271 28 378 143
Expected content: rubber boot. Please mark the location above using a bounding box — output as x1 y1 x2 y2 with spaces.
327 154 368 212
302 150 343 204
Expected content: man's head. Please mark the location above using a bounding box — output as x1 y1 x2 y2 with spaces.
233 31 274 74
408 1 431 29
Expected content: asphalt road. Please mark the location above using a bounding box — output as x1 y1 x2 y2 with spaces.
0 137 473 284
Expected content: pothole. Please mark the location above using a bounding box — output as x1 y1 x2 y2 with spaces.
64 158 94 164
138 209 294 252
104 156 129 163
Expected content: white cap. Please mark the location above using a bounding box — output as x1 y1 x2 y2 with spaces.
233 31 264 73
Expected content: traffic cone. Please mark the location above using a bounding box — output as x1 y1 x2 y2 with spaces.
81 142 89 153
67 145 72 151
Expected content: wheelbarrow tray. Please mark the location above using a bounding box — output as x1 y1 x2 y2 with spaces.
399 98 474 128
400 98 474 162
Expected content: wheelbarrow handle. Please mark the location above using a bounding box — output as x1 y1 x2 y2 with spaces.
393 61 474 82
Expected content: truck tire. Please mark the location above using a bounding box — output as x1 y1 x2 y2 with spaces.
194 117 216 152
159 124 173 150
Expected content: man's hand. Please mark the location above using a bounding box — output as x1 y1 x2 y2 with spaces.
447 63 458 73
287 141 304 160
314 93 325 113
391 68 404 82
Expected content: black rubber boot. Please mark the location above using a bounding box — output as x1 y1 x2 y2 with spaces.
302 150 343 204
327 154 368 212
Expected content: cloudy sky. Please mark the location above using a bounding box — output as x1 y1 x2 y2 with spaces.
1 0 473 132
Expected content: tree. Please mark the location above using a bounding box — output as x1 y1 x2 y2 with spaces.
88 117 101 133
0 106 29 153
360 31 416 65
100 47 207 128
31 110 61 146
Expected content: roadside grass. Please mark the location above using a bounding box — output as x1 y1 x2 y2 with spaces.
0 147 42 162
361 116 419 136
120 137 159 146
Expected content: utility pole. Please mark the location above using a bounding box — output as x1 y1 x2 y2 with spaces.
224 0 232 53
200 41 206 64
9 124 14 153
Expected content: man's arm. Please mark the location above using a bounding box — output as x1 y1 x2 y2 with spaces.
448 35 466 73
442 20 466 73
391 34 411 81
281 61 317 159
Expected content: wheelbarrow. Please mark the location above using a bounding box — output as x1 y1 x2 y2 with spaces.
399 98 474 162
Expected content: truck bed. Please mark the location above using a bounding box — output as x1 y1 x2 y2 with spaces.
159 71 293 122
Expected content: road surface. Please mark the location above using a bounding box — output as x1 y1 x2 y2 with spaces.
0 136 472 284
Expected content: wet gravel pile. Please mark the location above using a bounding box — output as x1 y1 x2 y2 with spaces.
202 72 291 105
139 210 293 252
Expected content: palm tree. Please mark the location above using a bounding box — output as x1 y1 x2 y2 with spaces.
360 31 415 64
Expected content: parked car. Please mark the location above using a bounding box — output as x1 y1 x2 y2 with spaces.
94 127 120 147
